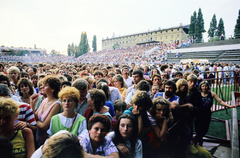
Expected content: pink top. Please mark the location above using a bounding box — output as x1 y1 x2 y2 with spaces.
37 98 60 122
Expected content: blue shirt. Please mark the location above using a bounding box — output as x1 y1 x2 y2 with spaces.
154 92 179 103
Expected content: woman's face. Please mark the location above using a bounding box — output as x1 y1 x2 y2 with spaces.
187 80 195 90
151 86 159 96
9 71 18 80
0 113 17 131
180 84 187 92
89 82 94 90
87 96 94 107
155 105 166 116
201 84 209 92
62 96 76 112
20 84 30 94
153 69 158 75
43 83 53 95
89 122 107 143
119 118 133 140
114 79 122 88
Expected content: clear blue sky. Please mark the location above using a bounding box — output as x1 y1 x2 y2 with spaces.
0 0 239 54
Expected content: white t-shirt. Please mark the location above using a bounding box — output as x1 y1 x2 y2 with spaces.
124 77 133 88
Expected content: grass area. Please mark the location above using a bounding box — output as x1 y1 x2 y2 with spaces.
206 106 240 139
211 85 235 105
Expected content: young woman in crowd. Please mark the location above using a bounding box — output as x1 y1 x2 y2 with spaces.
195 81 236 146
17 78 34 104
7 66 20 90
113 74 128 101
0 97 35 158
107 114 143 158
112 100 128 130
79 114 119 157
30 75 61 145
151 84 160 100
47 86 87 137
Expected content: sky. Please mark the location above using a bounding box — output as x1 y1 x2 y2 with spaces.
0 0 239 54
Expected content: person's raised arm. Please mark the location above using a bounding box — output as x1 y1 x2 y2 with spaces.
212 92 236 108
151 116 167 141
37 103 60 131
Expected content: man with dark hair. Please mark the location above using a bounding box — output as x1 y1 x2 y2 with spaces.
152 74 162 89
27 67 37 78
31 75 39 93
174 71 183 78
122 67 132 87
126 70 144 96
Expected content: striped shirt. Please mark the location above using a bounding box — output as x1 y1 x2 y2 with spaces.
17 102 37 125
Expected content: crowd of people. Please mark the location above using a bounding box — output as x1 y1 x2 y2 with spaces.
0 58 239 158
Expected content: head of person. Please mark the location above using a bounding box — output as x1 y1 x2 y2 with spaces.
150 96 170 119
122 67 129 76
113 114 138 151
107 72 115 83
58 69 65 76
7 66 20 80
72 78 89 100
0 136 15 158
19 72 29 80
57 75 68 83
115 68 122 75
68 70 74 77
58 86 80 111
150 68 160 79
17 78 34 97
87 89 106 112
42 132 84 158
0 97 20 130
132 70 144 84
88 114 111 144
27 67 37 77
187 74 198 90
82 76 95 90
0 84 11 97
183 71 191 80
199 81 210 92
42 75 61 99
0 64 4 72
114 100 127 120
161 71 169 80
136 80 150 92
97 82 110 100
31 75 39 87
93 70 103 81
174 71 183 79
37 79 45 95
164 80 176 98
113 75 127 89
152 74 161 87
0 74 11 88
61 81 71 89
101 67 108 77
131 90 153 111
175 79 189 98
151 84 159 97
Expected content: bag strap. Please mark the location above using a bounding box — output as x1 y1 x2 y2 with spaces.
69 113 78 132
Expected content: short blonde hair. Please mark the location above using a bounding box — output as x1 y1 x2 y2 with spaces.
7 66 20 74
43 132 84 158
175 79 189 97
0 97 20 116
187 74 198 84
58 87 80 108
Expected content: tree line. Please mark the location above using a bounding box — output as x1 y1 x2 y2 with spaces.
67 32 97 57
189 8 240 43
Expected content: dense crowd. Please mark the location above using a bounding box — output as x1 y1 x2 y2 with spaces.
0 59 239 158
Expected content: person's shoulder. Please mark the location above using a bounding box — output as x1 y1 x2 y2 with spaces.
154 92 164 97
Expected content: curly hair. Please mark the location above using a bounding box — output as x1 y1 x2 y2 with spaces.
89 89 106 112
7 66 20 74
113 114 138 155
42 75 61 99
0 97 20 116
175 79 189 98
58 87 80 108
136 80 150 92
150 96 170 119
88 114 111 132
131 90 153 110
113 100 127 112
43 132 84 158
17 78 34 97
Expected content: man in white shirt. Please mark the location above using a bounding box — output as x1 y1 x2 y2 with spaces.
122 67 133 88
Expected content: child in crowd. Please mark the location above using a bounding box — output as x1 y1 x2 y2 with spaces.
112 100 127 130
151 84 160 100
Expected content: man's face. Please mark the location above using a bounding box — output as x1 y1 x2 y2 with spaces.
132 74 141 84
123 69 129 76
131 64 135 69
28 68 34 76
79 88 88 100
32 78 38 86
68 71 73 77
9 71 18 80
94 73 103 81
161 73 167 79
164 85 174 98
153 76 161 86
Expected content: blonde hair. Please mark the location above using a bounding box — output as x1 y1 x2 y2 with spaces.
187 74 198 84
58 87 80 108
175 79 189 98
0 97 20 116
43 132 84 158
7 66 20 74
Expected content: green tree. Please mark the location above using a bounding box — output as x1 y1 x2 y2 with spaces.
195 8 205 42
208 14 217 38
78 31 89 58
18 50 30 56
216 18 225 37
234 10 240 38
92 35 97 52
189 11 197 39
67 44 71 56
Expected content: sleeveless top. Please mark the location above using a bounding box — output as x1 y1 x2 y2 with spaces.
10 129 26 158
201 92 213 114
51 114 85 136
37 98 60 122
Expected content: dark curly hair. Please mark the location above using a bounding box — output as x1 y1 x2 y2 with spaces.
88 114 111 132
17 78 34 97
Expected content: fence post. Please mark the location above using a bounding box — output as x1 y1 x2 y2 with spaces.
231 92 239 158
